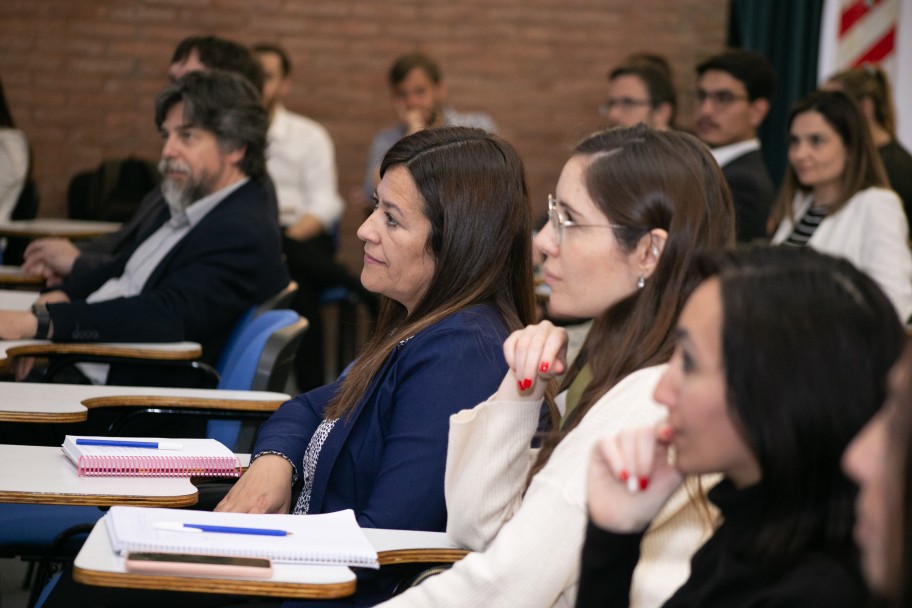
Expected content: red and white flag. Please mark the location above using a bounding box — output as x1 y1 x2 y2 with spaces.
818 0 911 149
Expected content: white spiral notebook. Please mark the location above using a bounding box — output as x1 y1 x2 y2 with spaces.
105 506 379 568
62 435 241 478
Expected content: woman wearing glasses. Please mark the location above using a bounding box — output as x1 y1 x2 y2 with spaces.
379 124 734 608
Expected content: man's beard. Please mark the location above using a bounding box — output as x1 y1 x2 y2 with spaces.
158 159 213 215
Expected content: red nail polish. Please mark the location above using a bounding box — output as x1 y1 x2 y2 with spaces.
539 361 550 373
517 380 525 391
619 470 630 482
639 477 649 490
522 378 532 390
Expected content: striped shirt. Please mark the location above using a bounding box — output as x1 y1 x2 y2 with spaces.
782 205 828 247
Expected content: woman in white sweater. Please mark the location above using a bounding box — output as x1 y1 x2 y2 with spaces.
379 125 734 608
770 90 912 321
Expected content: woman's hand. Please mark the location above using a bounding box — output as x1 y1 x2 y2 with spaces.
214 454 293 514
496 320 568 401
586 424 683 533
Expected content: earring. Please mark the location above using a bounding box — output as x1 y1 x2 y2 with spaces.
637 275 646 289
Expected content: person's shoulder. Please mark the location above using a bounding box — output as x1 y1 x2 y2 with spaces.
850 186 903 209
0 128 28 151
772 551 869 605
444 108 497 132
422 304 507 337
278 107 333 139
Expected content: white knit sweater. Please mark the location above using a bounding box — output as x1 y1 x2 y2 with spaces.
379 365 718 608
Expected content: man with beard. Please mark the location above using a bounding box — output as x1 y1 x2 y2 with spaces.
0 70 289 389
22 35 267 284
694 49 776 242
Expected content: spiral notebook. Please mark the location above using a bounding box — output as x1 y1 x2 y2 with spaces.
62 435 241 478
105 507 379 568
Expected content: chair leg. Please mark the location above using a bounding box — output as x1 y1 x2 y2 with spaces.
27 524 95 608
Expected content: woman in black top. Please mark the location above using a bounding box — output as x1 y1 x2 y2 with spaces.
844 343 912 608
576 247 903 607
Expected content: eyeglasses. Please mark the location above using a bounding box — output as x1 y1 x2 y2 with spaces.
693 89 749 108
547 195 620 245
598 97 652 116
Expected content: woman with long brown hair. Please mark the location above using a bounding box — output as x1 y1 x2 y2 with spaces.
216 127 535 532
380 124 733 608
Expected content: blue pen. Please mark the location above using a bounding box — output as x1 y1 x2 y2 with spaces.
76 438 184 450
154 522 291 536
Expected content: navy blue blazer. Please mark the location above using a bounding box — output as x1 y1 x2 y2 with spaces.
48 179 289 383
253 304 510 532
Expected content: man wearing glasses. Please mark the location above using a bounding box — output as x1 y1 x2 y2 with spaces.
694 49 776 242
600 58 676 131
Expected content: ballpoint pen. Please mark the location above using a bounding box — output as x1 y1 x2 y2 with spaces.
153 522 291 536
76 438 184 450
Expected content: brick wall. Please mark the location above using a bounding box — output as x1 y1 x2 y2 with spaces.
0 0 728 271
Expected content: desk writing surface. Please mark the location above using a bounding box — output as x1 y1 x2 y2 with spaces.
0 444 198 507
1 340 203 361
0 382 290 423
0 218 121 239
0 265 43 286
0 288 39 311
73 520 357 598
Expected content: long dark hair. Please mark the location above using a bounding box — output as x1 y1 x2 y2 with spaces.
699 246 904 569
884 345 912 607
773 90 888 224
529 125 735 478
326 127 535 420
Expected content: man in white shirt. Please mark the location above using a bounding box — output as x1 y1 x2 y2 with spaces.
694 49 776 242
254 43 363 391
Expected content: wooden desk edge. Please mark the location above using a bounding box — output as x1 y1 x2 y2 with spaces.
0 410 88 423
0 490 198 507
72 567 357 599
0 274 43 285
82 396 285 412
377 548 469 565
6 344 203 360
0 229 117 239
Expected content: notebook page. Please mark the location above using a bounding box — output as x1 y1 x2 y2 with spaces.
105 506 379 568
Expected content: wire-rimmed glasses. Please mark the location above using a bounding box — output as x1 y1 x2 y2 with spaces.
547 195 620 245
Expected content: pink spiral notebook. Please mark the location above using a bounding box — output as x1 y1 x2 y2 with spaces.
62 435 241 478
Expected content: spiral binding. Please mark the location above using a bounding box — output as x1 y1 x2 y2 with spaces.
77 454 240 478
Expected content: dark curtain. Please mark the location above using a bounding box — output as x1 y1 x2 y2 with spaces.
728 0 825 188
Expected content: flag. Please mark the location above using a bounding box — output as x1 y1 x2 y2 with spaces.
818 0 911 149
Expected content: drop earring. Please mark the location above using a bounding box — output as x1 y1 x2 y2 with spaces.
637 275 646 289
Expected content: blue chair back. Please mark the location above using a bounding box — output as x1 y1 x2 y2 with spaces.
206 309 301 448
216 309 300 390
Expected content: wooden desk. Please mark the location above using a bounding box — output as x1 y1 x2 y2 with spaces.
72 522 466 599
0 340 203 376
74 519 357 599
0 218 121 240
0 444 199 507
0 265 43 287
0 381 289 423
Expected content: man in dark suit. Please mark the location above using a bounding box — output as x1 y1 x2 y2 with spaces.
22 35 268 285
0 70 289 388
694 49 776 242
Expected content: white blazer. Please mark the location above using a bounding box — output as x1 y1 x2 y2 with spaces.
772 187 912 322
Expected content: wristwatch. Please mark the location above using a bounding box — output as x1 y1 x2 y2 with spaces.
31 302 51 339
